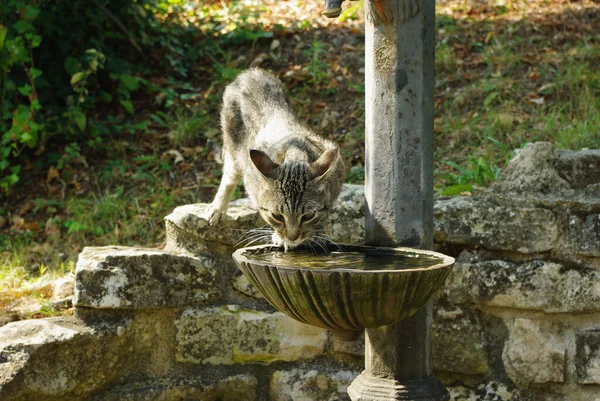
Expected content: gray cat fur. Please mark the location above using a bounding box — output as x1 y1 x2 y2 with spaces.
205 68 345 250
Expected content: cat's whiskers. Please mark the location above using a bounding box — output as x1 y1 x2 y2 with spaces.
236 226 274 247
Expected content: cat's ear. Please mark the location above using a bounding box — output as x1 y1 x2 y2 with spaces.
250 149 279 178
311 148 339 179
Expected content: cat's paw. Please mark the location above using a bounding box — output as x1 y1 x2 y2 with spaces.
204 204 227 226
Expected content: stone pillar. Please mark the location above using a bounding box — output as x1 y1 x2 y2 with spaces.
348 0 448 400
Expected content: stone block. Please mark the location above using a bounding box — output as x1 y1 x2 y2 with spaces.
447 382 521 401
165 202 263 253
561 214 600 258
74 247 220 309
432 306 489 376
492 142 569 194
444 252 600 313
93 374 258 401
576 329 600 384
0 315 133 401
269 369 358 401
232 273 264 299
555 148 600 190
175 305 327 365
503 318 566 386
328 184 365 244
434 196 558 253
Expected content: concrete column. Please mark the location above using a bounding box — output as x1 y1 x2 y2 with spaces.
348 1 448 400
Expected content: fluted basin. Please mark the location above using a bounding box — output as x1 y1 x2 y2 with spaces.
232 244 454 339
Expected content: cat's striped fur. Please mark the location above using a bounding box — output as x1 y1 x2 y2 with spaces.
205 68 345 250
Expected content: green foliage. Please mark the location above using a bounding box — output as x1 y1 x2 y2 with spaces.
440 137 511 196
0 0 213 195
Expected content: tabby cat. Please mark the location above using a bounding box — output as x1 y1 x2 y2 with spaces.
205 68 345 250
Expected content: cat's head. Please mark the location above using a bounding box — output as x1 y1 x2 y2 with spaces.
249 147 344 250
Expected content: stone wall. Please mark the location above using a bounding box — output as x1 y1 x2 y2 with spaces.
1 142 599 401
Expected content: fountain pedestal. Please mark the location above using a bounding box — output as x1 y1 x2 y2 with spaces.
349 0 443 399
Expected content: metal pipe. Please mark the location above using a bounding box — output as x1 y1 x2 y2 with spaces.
347 0 448 399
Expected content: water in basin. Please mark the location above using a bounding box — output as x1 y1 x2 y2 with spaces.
245 248 443 271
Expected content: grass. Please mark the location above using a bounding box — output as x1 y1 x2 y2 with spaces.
1 0 599 319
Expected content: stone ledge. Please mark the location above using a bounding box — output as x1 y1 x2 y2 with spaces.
74 247 220 309
444 252 600 313
175 305 327 365
434 196 558 254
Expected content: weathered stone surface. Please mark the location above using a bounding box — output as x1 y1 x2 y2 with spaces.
175 305 327 365
269 369 358 401
560 213 600 258
432 305 489 376
232 273 264 299
447 382 521 401
328 184 365 244
554 148 600 190
576 329 600 384
444 252 600 313
503 318 566 386
434 196 558 253
74 247 220 309
165 202 263 253
493 142 569 194
332 332 364 358
94 374 258 401
52 276 75 300
0 315 132 401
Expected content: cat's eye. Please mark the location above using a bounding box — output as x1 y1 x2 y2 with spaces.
300 212 316 223
271 213 285 223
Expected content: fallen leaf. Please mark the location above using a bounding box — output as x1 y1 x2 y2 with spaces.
47 166 59 183
527 97 544 105
163 150 184 164
529 69 539 81
250 53 269 67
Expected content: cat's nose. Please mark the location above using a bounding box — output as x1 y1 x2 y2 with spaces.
287 230 300 241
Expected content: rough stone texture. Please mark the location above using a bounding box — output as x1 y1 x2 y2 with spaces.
576 329 600 384
493 142 570 194
503 318 566 386
432 305 489 376
175 305 327 365
444 252 600 313
554 148 600 189
560 213 600 258
74 247 220 309
269 369 358 401
165 201 263 254
232 273 264 299
434 196 558 254
328 184 365 244
447 382 521 401
0 315 133 401
51 276 75 299
94 375 258 401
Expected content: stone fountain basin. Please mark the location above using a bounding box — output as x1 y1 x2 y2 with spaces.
232 244 454 338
